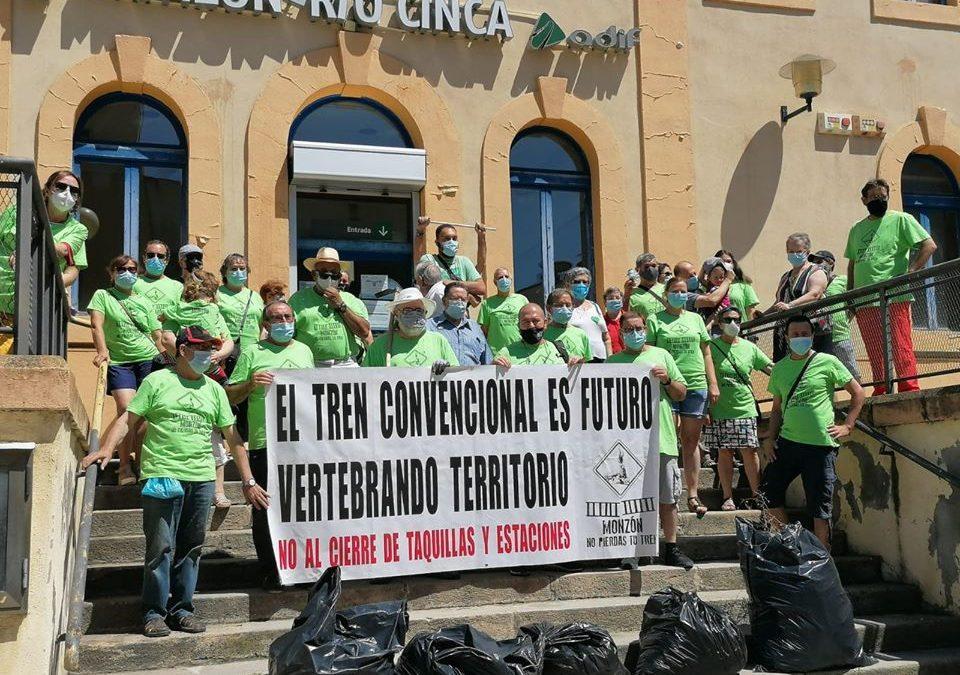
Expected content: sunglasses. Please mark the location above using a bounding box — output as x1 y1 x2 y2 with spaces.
144 252 168 260
116 266 138 273
54 181 81 197
719 317 739 324
314 272 339 280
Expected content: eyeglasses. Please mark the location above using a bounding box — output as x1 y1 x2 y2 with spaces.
117 266 138 273
719 317 739 324
54 181 81 197
144 252 168 260
314 272 338 280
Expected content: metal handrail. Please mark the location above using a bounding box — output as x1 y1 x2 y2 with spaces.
852 417 960 489
62 362 107 671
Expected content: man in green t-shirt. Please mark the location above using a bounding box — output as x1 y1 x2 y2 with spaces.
83 326 269 638
761 315 864 550
289 247 371 367
493 303 581 367
626 253 666 319
478 267 528 352
543 288 592 361
415 217 487 298
134 240 184 333
363 288 458 369
226 301 313 588
608 311 692 569
845 179 937 395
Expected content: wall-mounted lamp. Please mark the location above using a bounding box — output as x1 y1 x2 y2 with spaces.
779 54 835 125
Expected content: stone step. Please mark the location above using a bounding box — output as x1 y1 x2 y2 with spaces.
862 613 960 652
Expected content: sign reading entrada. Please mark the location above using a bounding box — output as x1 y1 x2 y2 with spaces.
166 0 515 40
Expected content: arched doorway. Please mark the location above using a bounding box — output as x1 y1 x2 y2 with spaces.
902 153 960 329
509 127 593 306
73 93 187 308
288 96 422 315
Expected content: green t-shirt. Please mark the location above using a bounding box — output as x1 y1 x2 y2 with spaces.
544 324 592 361
363 331 459 368
87 288 161 364
127 368 236 482
825 275 851 343
767 353 852 448
477 294 528 352
289 287 369 364
0 208 88 314
217 286 265 350
646 310 710 390
227 339 314 450
728 282 759 319
496 340 565 365
607 346 685 457
134 275 183 332
845 210 929 298
708 338 772 421
628 283 665 319
418 253 482 282
164 299 230 339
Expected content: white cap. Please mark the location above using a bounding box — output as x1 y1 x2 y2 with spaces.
179 244 203 258
387 287 436 318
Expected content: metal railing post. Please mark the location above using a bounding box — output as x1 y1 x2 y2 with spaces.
13 171 32 354
879 287 894 394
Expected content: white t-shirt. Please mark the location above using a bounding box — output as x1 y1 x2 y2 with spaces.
571 300 608 360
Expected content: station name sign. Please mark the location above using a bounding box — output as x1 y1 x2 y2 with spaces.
165 0 515 39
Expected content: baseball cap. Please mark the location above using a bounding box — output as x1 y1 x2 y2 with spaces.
809 250 836 263
175 325 222 350
179 244 203 259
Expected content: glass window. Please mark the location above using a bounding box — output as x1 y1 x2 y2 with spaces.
902 154 958 196
291 98 412 148
75 98 183 148
510 130 587 174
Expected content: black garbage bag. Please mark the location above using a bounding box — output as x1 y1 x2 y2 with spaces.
520 623 627 675
633 587 747 675
396 624 540 675
736 517 863 672
269 567 409 675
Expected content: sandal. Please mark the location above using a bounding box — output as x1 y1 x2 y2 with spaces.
720 498 737 512
687 496 708 519
213 493 232 509
118 464 137 486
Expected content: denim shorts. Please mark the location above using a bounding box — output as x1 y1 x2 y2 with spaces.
107 359 158 395
672 388 709 419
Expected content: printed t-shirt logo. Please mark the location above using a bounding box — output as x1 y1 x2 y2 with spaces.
177 391 203 410
404 348 428 367
143 288 164 303
594 441 644 497
278 358 301 370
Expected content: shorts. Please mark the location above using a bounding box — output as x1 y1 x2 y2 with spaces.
832 339 862 381
107 359 159 395
702 417 759 451
759 437 837 520
659 454 682 505
672 388 708 419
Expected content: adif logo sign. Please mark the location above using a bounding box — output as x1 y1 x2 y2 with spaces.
530 13 641 53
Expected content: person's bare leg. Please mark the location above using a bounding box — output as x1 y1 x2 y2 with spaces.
680 417 706 515
740 448 761 496
813 518 832 552
718 449 735 500
660 503 678 543
112 389 137 484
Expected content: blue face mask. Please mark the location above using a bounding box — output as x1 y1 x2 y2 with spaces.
496 277 512 293
624 330 646 351
571 282 590 302
686 276 700 292
667 292 688 309
270 322 295 344
789 336 814 356
441 239 459 257
606 299 623 314
188 350 213 375
445 300 468 321
115 271 137 290
144 257 166 277
228 269 248 286
551 306 573 325
788 252 808 267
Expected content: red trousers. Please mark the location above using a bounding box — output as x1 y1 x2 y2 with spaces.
856 302 920 395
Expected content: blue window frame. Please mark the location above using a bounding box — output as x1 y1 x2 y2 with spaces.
510 128 593 307
902 154 960 330
72 93 187 309
291 96 413 149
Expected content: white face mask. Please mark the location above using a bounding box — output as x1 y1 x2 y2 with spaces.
48 188 76 216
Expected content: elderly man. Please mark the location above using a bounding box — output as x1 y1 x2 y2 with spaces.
493 303 583 367
626 253 666 319
428 282 492 366
178 243 205 283
414 259 446 319
363 288 458 368
289 247 371 367
415 216 487 297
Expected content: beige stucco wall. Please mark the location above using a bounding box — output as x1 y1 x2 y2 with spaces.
0 357 89 674
688 0 960 304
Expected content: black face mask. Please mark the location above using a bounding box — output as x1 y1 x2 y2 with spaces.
867 199 888 218
640 267 659 282
520 327 544 345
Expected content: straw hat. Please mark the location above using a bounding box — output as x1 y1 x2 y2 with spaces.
387 287 436 318
302 247 341 271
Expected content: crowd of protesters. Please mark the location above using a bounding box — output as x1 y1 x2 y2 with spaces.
2 169 931 637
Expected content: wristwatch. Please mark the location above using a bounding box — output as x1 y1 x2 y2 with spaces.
663 377 672 386
244 478 257 488
334 302 348 313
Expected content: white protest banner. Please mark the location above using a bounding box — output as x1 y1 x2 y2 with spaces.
265 364 660 583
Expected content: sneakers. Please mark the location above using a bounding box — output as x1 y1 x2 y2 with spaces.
142 617 170 638
167 614 207 634
661 542 695 570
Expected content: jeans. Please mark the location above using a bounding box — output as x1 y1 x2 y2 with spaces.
856 302 920 394
141 480 215 623
249 449 276 579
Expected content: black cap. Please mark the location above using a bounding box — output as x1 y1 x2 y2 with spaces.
809 250 835 264
175 325 222 350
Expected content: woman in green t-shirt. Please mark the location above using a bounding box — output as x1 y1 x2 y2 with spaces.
88 255 163 485
217 253 264 365
716 249 760 321
703 307 773 510
647 276 719 518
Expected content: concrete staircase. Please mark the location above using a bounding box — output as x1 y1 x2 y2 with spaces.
72 465 960 674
